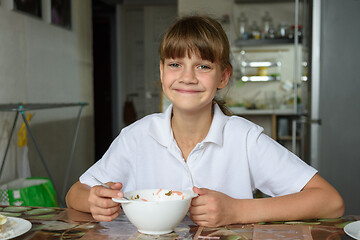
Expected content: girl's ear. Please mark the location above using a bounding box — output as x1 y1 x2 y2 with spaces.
159 61 164 84
218 68 231 89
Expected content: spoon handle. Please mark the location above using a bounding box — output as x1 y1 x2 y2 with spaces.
91 175 130 200
91 175 111 189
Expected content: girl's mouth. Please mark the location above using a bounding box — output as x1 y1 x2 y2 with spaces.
175 89 201 94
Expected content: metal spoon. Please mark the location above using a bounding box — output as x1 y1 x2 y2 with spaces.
91 175 130 201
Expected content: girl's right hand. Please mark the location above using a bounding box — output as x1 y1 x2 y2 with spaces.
88 182 124 222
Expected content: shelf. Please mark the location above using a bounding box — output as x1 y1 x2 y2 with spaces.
0 102 88 112
229 107 299 116
278 136 301 141
241 76 280 82
235 38 300 47
241 61 281 68
235 0 293 3
232 0 307 160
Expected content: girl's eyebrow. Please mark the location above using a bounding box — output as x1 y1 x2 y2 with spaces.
197 59 214 65
166 59 181 63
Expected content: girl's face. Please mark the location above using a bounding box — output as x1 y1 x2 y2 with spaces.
160 52 230 114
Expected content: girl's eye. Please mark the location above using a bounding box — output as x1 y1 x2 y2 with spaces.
169 63 180 68
198 65 211 70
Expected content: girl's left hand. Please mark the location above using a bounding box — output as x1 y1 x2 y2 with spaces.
189 186 237 227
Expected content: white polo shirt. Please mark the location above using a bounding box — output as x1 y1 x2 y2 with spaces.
80 104 317 199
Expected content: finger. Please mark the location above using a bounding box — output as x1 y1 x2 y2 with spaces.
192 220 209 227
189 204 207 214
92 208 120 222
190 213 217 228
99 198 121 209
108 182 123 190
193 186 209 196
94 186 122 199
191 195 209 207
189 213 208 226
189 204 208 215
91 203 120 216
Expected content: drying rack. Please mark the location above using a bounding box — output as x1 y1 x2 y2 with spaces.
0 103 88 207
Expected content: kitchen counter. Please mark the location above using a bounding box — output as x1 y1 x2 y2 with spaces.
229 107 302 116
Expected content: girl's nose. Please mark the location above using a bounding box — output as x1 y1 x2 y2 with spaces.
180 67 197 84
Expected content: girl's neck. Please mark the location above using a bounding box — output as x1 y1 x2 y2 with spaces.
171 104 213 161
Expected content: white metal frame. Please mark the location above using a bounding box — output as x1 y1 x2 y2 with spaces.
310 0 321 169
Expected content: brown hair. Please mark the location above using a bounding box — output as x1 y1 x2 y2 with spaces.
159 15 233 115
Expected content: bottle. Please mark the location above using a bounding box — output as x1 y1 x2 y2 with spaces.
261 11 272 39
278 23 288 38
250 21 261 40
257 67 268 76
289 25 303 40
238 12 248 40
267 23 276 39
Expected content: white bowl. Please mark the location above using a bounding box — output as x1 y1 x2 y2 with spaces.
112 188 197 235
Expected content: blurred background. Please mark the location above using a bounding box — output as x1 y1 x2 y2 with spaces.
0 0 359 214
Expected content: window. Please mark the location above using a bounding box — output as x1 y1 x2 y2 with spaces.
51 0 71 29
14 0 42 18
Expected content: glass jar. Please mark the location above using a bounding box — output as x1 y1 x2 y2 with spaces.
267 23 276 39
250 21 261 40
277 23 289 38
238 12 249 40
288 25 303 39
261 11 272 39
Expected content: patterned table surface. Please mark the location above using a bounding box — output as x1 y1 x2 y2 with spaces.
0 205 358 240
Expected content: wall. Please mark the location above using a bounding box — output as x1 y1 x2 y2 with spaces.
0 0 94 205
178 0 232 17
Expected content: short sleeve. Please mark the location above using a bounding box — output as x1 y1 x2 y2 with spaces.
79 128 136 192
247 127 317 197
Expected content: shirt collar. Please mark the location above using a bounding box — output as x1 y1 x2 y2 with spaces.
202 103 229 146
149 103 229 147
148 104 173 147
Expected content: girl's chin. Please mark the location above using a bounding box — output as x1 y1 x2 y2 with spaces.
172 103 213 113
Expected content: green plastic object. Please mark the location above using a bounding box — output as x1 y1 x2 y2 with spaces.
0 177 58 207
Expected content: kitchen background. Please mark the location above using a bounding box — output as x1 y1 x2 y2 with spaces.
0 0 359 214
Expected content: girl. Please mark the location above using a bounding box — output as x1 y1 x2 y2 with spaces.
66 15 344 227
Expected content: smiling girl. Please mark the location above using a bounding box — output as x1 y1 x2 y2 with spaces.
66 15 344 227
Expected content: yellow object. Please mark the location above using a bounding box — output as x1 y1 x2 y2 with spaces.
17 112 34 148
257 67 268 76
0 214 7 225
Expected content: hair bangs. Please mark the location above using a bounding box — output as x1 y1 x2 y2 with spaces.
160 21 223 63
159 15 232 73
